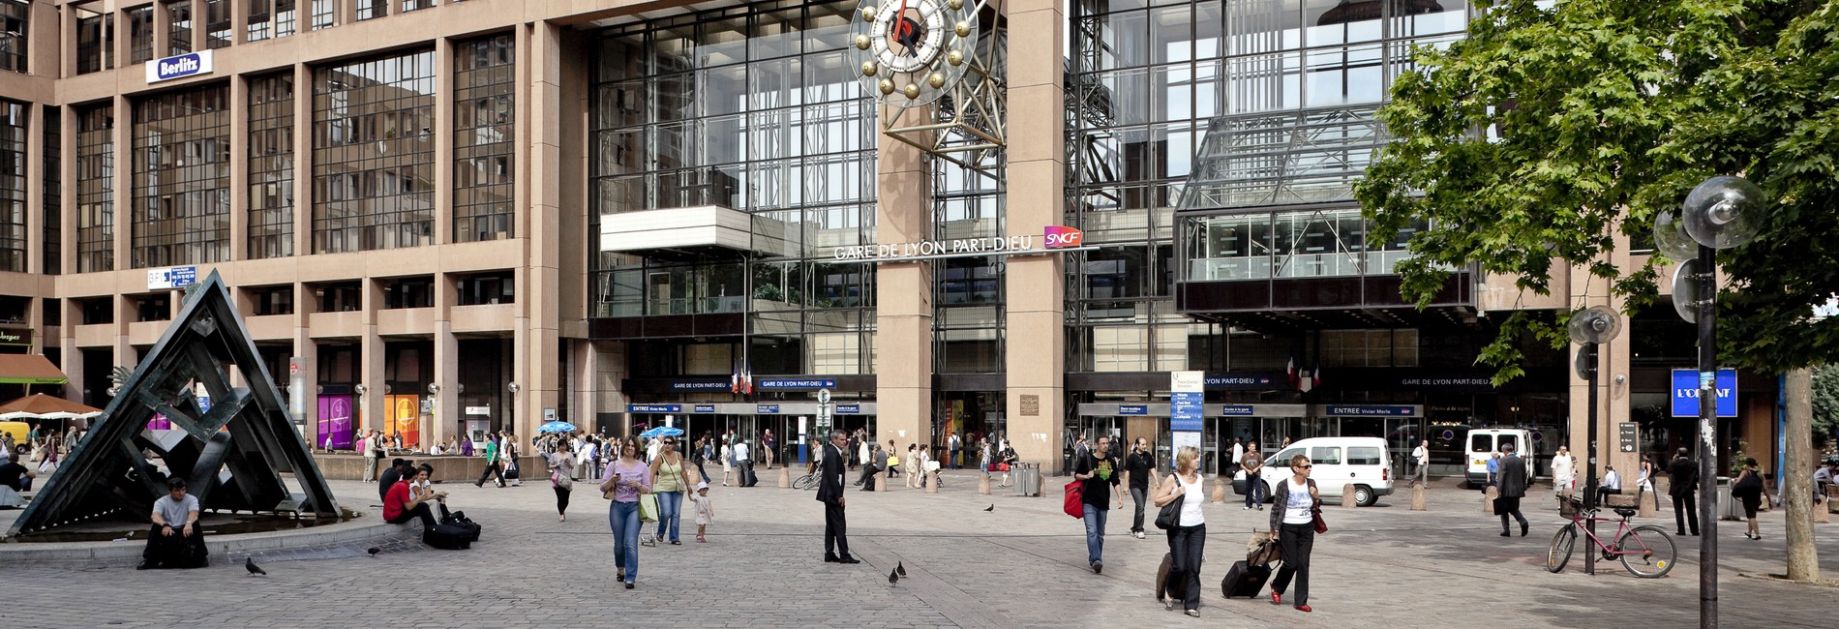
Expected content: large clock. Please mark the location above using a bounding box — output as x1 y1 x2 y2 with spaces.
852 0 979 106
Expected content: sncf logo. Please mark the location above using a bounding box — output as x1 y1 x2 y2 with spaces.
1043 225 1084 249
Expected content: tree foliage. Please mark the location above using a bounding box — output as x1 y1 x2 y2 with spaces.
1357 0 1839 382
1816 365 1839 445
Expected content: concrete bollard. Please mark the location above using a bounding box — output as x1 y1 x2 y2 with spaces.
1341 484 1357 508
925 470 940 494
778 466 791 488
979 473 991 495
1815 504 1830 524
1484 485 1499 515
1211 478 1227 504
1638 493 1658 519
1410 484 1427 511
875 472 888 492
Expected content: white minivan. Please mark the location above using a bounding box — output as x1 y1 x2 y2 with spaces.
1234 437 1394 507
1464 428 1535 488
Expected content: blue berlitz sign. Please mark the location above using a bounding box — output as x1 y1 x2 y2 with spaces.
1670 369 1737 418
146 50 213 83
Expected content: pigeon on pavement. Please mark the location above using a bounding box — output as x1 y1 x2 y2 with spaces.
245 557 267 576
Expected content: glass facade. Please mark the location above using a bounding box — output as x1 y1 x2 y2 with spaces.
129 5 155 64
0 0 25 73
76 104 114 274
42 106 60 275
77 9 110 75
248 0 299 42
0 99 23 272
248 72 295 259
453 33 515 243
402 0 434 13
310 0 334 30
591 1 879 375
168 0 193 56
206 0 232 49
311 49 435 253
356 0 386 21
132 84 232 268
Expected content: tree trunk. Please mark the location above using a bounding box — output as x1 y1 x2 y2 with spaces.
1785 368 1819 583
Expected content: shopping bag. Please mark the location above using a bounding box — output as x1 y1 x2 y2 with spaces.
639 493 660 522
1063 480 1085 518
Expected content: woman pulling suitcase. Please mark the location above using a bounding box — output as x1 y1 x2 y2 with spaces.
1151 446 1207 618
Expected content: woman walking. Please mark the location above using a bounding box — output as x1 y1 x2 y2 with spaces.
720 437 735 487
548 444 576 522
1635 454 1659 510
1733 458 1770 540
1269 454 1320 613
601 440 652 589
648 437 688 545
1152 446 1207 618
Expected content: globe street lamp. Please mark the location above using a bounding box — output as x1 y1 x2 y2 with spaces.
1653 174 1766 629
1568 305 1621 576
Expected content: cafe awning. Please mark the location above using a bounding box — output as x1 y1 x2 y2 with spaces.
0 393 101 420
0 354 70 386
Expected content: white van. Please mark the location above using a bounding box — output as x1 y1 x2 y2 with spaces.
1464 428 1534 488
1235 437 1394 507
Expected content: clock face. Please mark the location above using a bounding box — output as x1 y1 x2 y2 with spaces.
853 0 979 106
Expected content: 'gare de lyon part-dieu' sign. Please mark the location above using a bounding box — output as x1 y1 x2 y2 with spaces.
831 225 1090 263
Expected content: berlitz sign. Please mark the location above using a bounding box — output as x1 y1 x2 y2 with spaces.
146 50 213 83
831 225 1091 263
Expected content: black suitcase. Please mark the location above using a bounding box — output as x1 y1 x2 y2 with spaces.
1221 560 1272 599
442 511 483 542
423 523 474 550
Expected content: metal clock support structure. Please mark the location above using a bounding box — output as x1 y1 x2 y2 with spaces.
852 0 1007 171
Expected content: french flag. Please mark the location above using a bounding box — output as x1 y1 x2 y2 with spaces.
1286 357 1300 389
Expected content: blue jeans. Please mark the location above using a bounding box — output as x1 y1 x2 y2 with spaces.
1082 504 1108 565
654 491 683 542
610 500 640 583
1245 476 1266 508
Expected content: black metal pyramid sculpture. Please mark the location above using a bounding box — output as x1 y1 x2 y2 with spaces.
9 271 338 536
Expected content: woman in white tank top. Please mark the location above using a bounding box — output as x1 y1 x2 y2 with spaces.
1152 446 1207 618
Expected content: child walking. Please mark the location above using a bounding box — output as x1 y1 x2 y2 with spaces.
689 481 715 542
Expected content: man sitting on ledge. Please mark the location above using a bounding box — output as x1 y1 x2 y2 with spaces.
139 477 208 569
385 465 444 530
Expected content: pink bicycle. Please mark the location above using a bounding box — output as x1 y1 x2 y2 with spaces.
1545 499 1676 578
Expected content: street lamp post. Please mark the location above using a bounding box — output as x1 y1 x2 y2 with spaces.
1654 175 1766 629
1569 306 1621 576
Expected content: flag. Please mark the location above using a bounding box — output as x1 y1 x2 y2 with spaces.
730 369 741 395
1286 357 1299 389
1311 364 1323 389
742 366 754 396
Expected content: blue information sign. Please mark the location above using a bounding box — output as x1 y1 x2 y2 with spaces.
1117 405 1149 416
692 405 716 413
1169 392 1204 432
1670 369 1737 418
1218 405 1255 416
756 378 837 390
1322 405 1416 417
836 404 861 414
756 404 781 414
628 404 681 413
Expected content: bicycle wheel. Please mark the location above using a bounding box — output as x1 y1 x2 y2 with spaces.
1616 525 1676 578
1546 523 1576 573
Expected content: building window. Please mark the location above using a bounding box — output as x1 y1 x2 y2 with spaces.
453 33 514 242
401 0 434 13
76 104 113 273
42 106 59 275
246 285 294 315
380 276 433 309
167 0 193 56
247 0 271 41
312 49 435 253
309 0 332 30
132 84 231 268
205 0 231 49
356 0 386 21
0 0 27 73
0 100 24 272
311 281 361 312
128 5 155 64
248 72 295 258
77 297 112 324
455 271 514 305
76 9 110 74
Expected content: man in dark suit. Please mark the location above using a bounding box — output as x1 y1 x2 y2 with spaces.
817 430 858 564
1496 444 1530 537
1668 448 1700 536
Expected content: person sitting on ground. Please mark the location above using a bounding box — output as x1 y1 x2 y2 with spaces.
384 466 442 530
139 477 207 569
412 463 451 518
0 458 33 508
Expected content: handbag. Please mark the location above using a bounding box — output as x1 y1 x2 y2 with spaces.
552 469 573 491
1154 475 1184 530
639 493 660 522
1063 479 1086 518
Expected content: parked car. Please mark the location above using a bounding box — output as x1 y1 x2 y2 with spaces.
1463 428 1534 488
1234 436 1394 507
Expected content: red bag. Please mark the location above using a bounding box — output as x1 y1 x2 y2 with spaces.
995 462 1010 472
1063 479 1086 518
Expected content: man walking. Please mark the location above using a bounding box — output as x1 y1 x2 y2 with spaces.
1411 439 1430 485
817 430 858 564
361 430 380 483
734 437 754 487
1124 438 1154 539
1496 444 1530 537
949 432 962 470
1074 435 1120 573
1668 448 1700 536
475 434 505 488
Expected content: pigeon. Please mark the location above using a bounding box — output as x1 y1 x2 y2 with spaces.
888 568 899 585
984 504 994 512
367 547 382 557
897 561 907 577
245 557 266 576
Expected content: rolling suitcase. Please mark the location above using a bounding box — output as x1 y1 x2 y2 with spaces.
1221 560 1272 599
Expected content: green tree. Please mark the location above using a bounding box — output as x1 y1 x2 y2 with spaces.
1355 0 1839 382
1816 364 1839 445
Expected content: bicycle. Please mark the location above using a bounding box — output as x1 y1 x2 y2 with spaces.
1545 498 1676 578
793 468 820 490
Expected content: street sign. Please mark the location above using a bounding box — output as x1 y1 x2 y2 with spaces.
1170 370 1204 433
1618 422 1637 453
1669 369 1737 418
146 265 198 290
817 388 832 404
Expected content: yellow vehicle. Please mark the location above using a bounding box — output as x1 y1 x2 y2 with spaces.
0 421 29 454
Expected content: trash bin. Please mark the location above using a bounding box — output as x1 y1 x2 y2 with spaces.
1013 462 1038 497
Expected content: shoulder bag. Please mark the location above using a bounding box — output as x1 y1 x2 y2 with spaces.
1308 479 1327 534
1062 479 1086 519
1154 475 1184 530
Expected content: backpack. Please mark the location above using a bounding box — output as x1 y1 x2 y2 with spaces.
423 522 474 549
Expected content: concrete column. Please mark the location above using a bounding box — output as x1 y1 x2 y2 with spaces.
60 4 75 78
190 0 205 53
337 0 356 27
59 299 83 402
873 105 933 453
114 7 132 74
1566 230 1637 482
59 104 77 275
113 295 135 374
228 74 249 260
112 94 131 271
292 63 313 256
24 101 43 274
1003 0 1067 473
359 278 385 435
230 0 248 45
292 282 319 440
522 22 562 437
432 273 458 445
27 0 57 77
433 36 452 245
154 0 171 58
